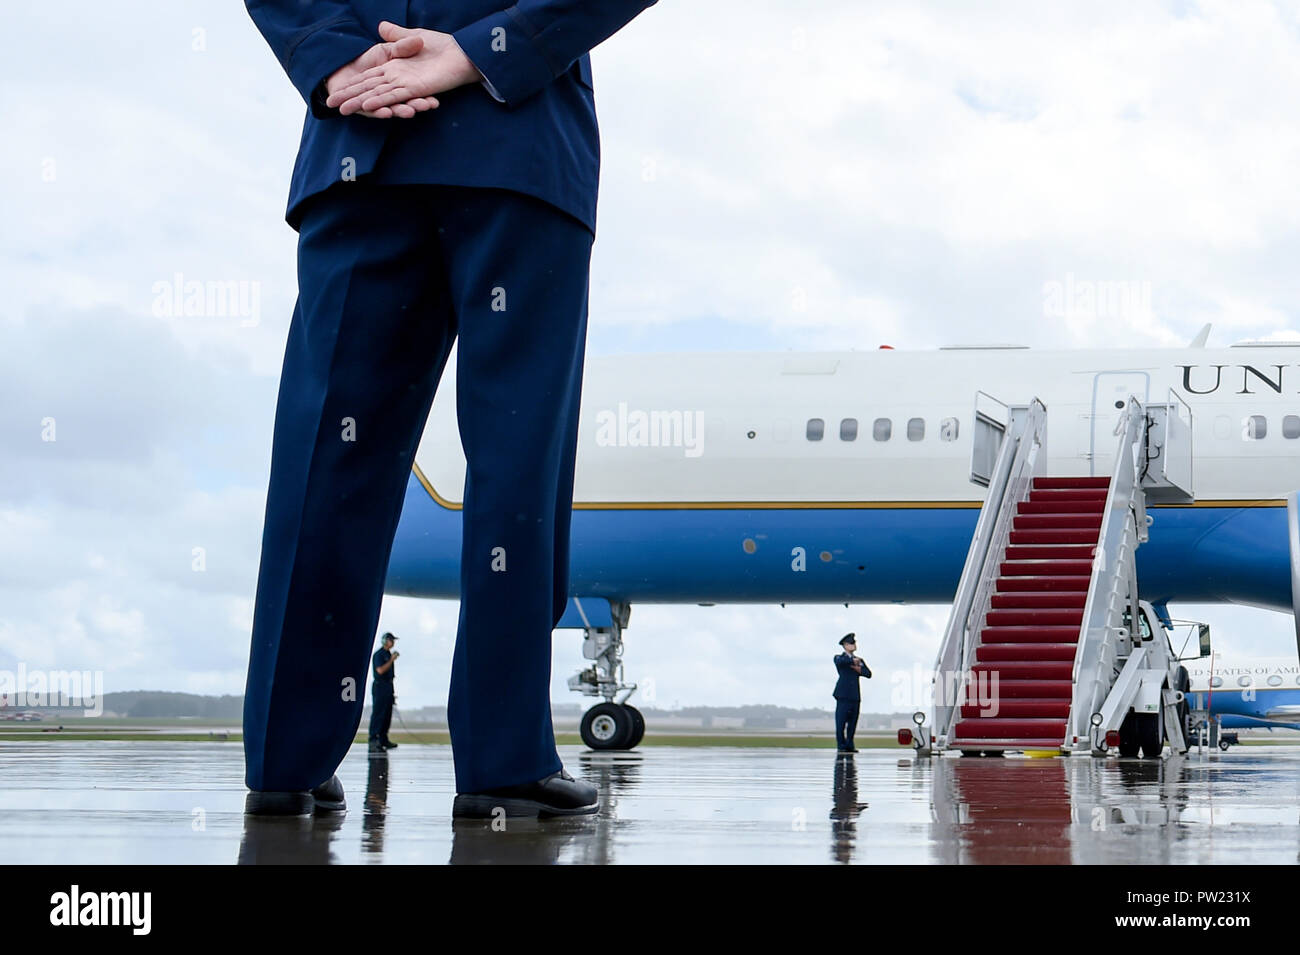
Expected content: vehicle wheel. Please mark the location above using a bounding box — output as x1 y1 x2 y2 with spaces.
580 702 632 750
1218 739 1230 751
982 750 1005 757
1138 712 1163 759
622 704 645 749
1118 711 1141 757
961 750 983 757
1175 666 1192 744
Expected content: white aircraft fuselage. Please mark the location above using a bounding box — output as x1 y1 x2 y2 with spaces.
386 344 1300 613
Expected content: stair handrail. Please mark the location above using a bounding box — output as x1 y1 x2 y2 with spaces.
933 398 1047 744
1068 397 1148 746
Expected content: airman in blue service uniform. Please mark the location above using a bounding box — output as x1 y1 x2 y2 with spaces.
368 633 398 752
833 633 872 753
240 0 657 819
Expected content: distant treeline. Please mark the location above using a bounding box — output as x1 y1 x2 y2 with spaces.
104 691 244 719
653 704 832 721
637 704 913 730
77 693 902 725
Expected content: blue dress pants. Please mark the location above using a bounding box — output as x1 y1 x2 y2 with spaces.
368 681 394 747
835 699 860 751
243 181 592 794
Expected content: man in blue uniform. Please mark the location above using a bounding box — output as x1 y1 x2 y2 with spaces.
369 633 398 752
240 0 657 819
833 633 872 753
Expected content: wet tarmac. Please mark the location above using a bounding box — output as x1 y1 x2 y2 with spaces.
1 741 1298 864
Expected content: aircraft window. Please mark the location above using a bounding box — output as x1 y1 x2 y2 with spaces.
840 418 858 441
806 418 824 441
873 418 892 441
1137 612 1152 641
1285 415 1300 439
907 418 925 441
1268 674 1283 686
1210 676 1223 688
1236 675 1252 688
1244 415 1267 440
939 417 959 442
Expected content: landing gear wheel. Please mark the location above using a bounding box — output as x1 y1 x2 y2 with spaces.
960 750 983 757
581 702 632 751
1138 712 1163 759
982 750 1005 757
1117 711 1141 758
622 704 645 749
1175 666 1192 746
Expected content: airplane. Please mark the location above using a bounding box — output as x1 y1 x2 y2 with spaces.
383 329 1300 747
1183 655 1300 734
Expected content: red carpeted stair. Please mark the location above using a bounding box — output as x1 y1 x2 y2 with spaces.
950 476 1109 752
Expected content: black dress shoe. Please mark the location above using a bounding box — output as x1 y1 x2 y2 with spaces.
310 774 347 813
245 774 346 816
245 789 313 816
452 768 598 818
383 741 398 750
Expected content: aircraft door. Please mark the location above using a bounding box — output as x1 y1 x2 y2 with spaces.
1090 371 1150 476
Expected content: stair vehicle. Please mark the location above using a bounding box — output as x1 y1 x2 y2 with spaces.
923 393 1201 759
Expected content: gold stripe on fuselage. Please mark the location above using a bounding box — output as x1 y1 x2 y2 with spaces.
410 463 1283 513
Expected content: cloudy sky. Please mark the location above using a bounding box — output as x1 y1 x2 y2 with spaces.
5 0 1300 713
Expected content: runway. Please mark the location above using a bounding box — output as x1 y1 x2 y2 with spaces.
1 741 1298 864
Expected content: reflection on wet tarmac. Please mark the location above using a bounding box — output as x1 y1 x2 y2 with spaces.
1 741 1298 864
362 753 389 857
238 813 346 865
930 756 1072 863
830 755 868 864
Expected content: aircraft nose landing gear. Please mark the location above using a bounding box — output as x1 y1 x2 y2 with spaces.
579 701 646 750
565 600 644 750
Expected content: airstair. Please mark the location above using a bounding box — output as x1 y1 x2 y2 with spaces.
928 393 1196 757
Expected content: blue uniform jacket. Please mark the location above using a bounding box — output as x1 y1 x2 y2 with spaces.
245 0 658 231
372 647 395 693
833 653 872 702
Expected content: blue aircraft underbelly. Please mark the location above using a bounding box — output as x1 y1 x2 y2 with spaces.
1186 690 1300 729
384 476 1292 610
